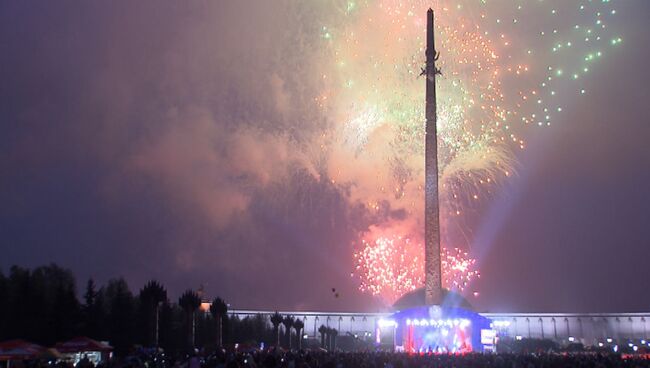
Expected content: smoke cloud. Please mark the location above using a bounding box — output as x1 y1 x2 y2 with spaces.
2 0 649 313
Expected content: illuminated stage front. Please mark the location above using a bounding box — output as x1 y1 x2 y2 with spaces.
389 306 494 353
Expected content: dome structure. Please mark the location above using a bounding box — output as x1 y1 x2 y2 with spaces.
392 287 474 311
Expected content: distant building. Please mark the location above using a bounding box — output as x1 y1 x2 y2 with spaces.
222 308 649 348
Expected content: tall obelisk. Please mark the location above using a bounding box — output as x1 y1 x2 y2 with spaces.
424 8 442 306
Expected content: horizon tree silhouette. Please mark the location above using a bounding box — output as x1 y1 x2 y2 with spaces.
270 311 283 347
139 280 168 347
178 289 201 350
293 318 304 350
282 315 295 349
209 297 228 348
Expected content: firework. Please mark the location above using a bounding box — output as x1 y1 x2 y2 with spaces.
324 0 622 301
352 235 479 303
353 236 424 303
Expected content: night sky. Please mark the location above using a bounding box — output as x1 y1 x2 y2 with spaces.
1 1 649 313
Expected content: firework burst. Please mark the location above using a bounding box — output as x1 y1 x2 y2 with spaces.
319 0 622 301
352 235 479 303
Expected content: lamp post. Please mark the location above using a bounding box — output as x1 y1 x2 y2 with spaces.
155 301 163 348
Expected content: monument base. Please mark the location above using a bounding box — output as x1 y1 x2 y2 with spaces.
383 288 495 353
390 305 493 353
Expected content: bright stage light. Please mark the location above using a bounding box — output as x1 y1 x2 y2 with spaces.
378 319 397 328
492 320 511 328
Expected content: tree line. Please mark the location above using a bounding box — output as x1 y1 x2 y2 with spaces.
0 264 339 355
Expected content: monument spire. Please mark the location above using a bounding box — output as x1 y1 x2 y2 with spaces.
424 8 442 306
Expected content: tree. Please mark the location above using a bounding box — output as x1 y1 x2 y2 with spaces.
102 278 136 354
84 279 97 307
158 302 183 353
329 328 338 351
209 297 228 348
293 319 304 350
282 315 295 349
270 312 283 347
83 278 105 339
30 264 80 344
178 289 201 349
139 280 168 347
318 325 327 349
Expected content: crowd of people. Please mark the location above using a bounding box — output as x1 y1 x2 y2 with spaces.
15 349 645 368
